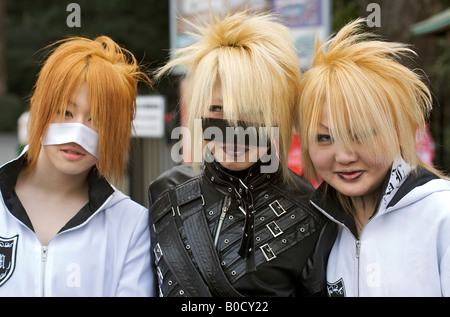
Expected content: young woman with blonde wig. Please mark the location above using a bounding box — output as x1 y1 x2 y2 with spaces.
0 36 154 296
298 18 450 296
148 11 336 297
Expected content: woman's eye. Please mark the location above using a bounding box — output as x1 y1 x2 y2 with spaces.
208 105 223 113
317 134 332 143
64 110 73 118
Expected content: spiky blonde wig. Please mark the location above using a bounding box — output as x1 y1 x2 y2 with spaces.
299 18 438 182
156 11 301 183
27 36 150 182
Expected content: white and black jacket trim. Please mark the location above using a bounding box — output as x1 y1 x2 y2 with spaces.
0 151 154 296
311 158 450 297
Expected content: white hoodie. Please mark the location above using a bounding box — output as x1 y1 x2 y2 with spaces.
0 152 154 296
311 159 450 297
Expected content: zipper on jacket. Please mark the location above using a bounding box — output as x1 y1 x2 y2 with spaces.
355 240 361 296
214 196 231 248
41 245 48 297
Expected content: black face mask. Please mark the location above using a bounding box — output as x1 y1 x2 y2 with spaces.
201 117 273 147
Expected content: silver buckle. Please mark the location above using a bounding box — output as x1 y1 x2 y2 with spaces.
269 200 286 217
175 195 205 216
266 220 283 237
154 243 163 262
260 243 277 261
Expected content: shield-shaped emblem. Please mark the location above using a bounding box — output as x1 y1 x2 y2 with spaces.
0 235 18 287
327 278 346 297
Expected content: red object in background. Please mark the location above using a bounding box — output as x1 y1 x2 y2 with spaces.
415 125 435 166
288 133 322 188
289 125 436 189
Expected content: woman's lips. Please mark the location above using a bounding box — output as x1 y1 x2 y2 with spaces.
60 146 85 161
222 143 249 158
337 170 364 181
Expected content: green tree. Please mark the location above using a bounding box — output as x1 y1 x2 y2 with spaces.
5 0 170 98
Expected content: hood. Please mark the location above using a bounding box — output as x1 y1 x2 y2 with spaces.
385 171 449 212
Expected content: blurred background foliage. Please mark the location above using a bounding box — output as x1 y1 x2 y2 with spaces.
0 0 171 133
4 0 169 97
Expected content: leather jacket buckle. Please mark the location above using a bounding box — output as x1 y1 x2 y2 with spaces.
260 243 277 261
175 195 205 216
269 200 286 217
266 220 283 237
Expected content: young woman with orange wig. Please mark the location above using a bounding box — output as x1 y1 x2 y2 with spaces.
0 36 154 296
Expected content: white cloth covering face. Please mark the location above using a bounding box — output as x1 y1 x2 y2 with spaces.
42 123 99 158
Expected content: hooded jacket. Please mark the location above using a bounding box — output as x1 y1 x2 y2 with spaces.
310 158 450 297
0 151 154 296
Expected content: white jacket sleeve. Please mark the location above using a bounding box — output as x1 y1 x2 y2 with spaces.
441 246 450 297
116 206 154 296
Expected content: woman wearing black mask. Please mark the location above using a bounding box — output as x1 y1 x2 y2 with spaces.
148 11 336 297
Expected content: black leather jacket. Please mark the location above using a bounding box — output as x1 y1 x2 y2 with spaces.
148 159 337 297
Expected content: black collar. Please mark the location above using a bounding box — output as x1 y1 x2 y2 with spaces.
0 153 114 233
202 149 281 199
310 182 359 237
310 164 439 238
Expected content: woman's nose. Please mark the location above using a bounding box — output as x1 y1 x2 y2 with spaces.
334 145 358 165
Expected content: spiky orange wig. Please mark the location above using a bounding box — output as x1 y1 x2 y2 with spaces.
27 36 151 182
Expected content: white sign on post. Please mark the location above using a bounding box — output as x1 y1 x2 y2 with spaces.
133 95 166 138
272 0 331 69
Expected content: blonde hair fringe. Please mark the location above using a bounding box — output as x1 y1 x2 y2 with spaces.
299 18 443 183
156 11 301 183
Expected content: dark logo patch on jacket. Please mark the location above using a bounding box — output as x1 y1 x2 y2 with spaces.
327 278 345 297
0 235 18 287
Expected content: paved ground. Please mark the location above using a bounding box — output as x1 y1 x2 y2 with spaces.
0 132 19 166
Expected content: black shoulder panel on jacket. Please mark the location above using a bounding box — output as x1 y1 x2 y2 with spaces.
284 169 315 202
148 164 200 206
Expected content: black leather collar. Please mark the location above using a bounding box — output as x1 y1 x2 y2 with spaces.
0 152 114 233
202 149 281 200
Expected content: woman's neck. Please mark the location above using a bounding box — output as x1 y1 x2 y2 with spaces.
221 165 251 180
18 150 89 197
351 190 381 237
